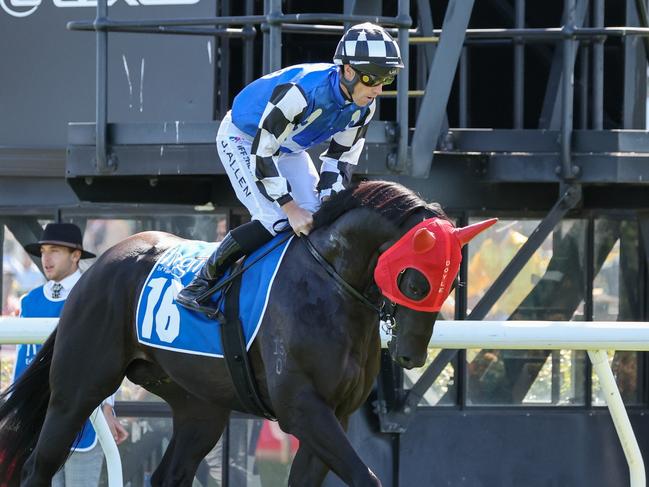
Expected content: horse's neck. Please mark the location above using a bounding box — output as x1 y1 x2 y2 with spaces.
311 209 397 292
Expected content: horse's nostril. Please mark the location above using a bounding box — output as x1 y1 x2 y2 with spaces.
399 356 413 367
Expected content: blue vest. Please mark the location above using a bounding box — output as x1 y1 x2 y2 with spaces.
231 63 374 153
15 286 98 452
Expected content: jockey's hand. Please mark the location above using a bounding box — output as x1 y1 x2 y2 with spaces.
281 199 313 236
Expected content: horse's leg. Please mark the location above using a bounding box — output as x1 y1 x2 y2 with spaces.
287 415 354 487
21 378 123 486
21 308 128 486
151 408 229 487
148 386 230 487
288 444 329 487
281 395 380 487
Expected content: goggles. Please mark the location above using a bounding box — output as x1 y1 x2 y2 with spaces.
352 68 396 87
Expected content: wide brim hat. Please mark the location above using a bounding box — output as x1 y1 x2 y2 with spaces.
24 223 96 259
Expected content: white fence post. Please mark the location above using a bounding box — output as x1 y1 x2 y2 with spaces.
90 406 124 487
588 350 646 487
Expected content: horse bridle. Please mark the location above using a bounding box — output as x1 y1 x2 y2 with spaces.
300 206 438 337
301 235 398 336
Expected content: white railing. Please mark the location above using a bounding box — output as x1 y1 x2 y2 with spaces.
1 318 647 487
383 320 647 487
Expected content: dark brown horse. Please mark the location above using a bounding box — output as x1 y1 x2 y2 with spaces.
0 180 491 486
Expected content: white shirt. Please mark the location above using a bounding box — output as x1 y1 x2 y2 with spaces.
43 269 82 301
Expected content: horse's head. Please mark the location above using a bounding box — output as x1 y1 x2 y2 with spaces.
376 215 497 369
312 180 497 369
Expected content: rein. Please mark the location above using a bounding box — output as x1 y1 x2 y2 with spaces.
300 235 396 333
200 219 411 334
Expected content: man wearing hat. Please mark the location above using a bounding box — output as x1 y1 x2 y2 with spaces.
15 222 128 487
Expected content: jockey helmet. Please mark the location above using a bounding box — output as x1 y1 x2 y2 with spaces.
333 22 404 84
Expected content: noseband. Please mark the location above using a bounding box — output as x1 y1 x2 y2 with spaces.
300 235 398 336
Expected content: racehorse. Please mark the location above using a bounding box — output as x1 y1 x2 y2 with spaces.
0 180 494 487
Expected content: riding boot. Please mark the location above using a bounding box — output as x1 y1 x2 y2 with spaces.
176 220 273 314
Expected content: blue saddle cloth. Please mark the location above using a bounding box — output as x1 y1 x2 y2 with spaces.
136 234 293 357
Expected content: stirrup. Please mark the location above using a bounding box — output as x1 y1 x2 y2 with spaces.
176 296 224 320
195 280 226 304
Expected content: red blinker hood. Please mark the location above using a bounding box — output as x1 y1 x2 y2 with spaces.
374 217 498 312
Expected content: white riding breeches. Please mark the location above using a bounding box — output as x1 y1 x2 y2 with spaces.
216 111 321 235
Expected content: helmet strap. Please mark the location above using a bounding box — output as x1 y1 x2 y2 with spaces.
339 66 359 102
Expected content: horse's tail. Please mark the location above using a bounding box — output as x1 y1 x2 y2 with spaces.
0 329 56 485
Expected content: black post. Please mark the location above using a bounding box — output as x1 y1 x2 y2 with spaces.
95 0 112 173
561 0 576 179
268 0 282 72
244 0 254 85
584 216 595 408
262 0 269 74
579 36 589 129
343 0 356 31
456 214 469 407
220 0 231 118
396 0 411 170
459 47 469 128
513 0 525 128
592 0 604 129
624 0 648 128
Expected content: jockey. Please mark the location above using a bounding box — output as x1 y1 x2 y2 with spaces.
177 22 404 314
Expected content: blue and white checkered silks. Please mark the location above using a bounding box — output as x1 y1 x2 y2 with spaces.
333 22 403 68
228 64 376 212
136 234 293 357
249 82 308 205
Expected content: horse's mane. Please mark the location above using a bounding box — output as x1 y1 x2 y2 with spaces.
312 180 446 230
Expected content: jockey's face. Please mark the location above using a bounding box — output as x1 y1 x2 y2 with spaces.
341 65 385 107
40 244 81 282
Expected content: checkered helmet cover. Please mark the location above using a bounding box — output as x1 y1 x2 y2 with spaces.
333 22 404 74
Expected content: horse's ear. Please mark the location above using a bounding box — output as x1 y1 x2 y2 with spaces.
413 228 436 253
454 218 498 246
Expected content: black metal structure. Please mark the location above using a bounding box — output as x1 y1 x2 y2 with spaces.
2 0 649 485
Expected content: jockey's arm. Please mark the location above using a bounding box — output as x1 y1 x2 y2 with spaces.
318 101 376 200
250 82 308 207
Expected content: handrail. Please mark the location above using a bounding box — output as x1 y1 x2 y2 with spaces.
66 3 649 181
67 13 409 32
69 21 649 41
6 317 649 352
380 319 648 486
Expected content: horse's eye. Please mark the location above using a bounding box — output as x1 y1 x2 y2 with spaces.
398 268 430 301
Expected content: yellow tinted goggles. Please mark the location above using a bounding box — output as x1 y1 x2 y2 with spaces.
353 68 396 87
